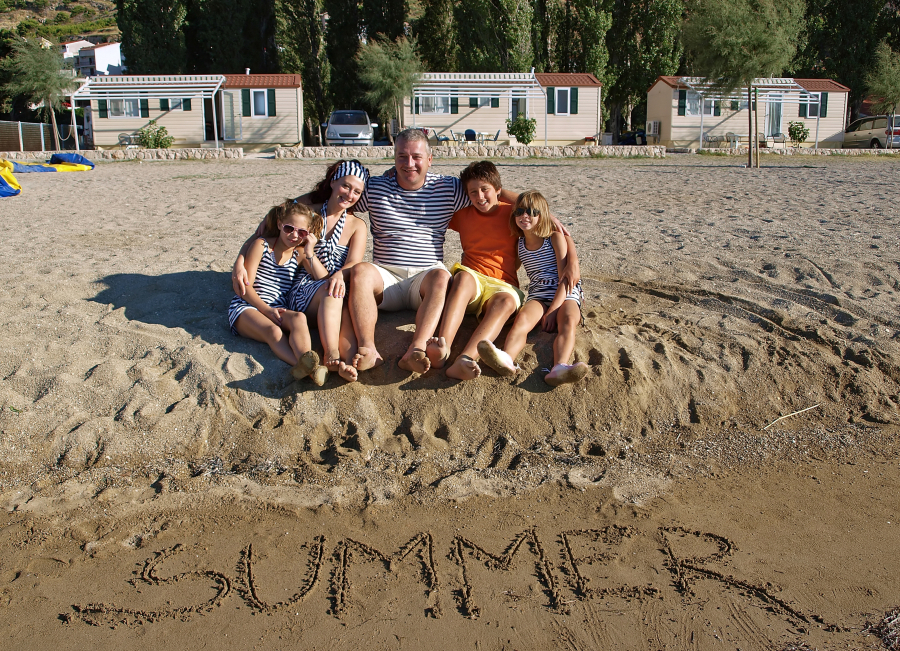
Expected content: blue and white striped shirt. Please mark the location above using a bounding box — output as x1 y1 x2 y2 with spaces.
355 172 469 267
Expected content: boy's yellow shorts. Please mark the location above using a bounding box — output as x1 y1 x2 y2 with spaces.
451 263 524 318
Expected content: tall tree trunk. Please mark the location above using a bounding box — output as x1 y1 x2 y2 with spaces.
611 102 622 144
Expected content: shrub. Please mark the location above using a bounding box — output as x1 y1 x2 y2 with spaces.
136 120 174 149
788 121 810 146
505 115 537 145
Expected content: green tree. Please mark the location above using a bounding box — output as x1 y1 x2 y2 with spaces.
683 0 805 165
357 35 422 140
414 0 458 71
117 0 188 73
866 41 900 149
324 0 362 109
362 0 407 40
604 0 683 142
456 0 533 72
793 0 886 120
1 37 76 150
185 0 261 73
276 0 332 135
530 0 555 72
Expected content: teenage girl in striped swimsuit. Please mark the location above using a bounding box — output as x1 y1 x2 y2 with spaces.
227 200 323 367
478 190 589 386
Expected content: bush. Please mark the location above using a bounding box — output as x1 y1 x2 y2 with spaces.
506 115 537 145
136 120 174 149
788 120 809 146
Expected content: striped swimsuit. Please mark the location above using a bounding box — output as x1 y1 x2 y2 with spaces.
228 238 299 334
518 237 583 306
288 203 350 313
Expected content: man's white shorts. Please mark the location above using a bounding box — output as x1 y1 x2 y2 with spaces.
375 262 449 311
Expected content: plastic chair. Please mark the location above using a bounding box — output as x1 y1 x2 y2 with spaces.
486 129 501 144
118 133 139 150
435 132 451 145
464 129 477 145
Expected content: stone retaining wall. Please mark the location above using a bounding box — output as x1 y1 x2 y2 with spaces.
275 144 666 159
0 148 244 161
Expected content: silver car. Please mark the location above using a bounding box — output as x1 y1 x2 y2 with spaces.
324 110 377 147
843 115 900 149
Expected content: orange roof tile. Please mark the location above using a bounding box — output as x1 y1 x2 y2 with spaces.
223 74 303 88
535 73 602 87
794 78 850 93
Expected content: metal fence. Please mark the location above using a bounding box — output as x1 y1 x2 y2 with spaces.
0 120 57 152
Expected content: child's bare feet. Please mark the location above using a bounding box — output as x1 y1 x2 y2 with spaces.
425 336 451 369
311 364 328 386
445 354 481 381
337 361 358 382
292 350 319 380
353 346 383 371
476 340 518 376
544 362 589 386
398 346 431 374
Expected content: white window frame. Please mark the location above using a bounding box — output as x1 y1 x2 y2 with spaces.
555 87 570 115
169 98 184 111
807 92 820 118
251 89 268 118
477 96 490 108
509 93 528 120
685 90 701 116
109 97 140 118
421 94 451 114
702 98 719 115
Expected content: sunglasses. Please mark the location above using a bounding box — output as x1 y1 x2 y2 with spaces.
281 224 309 238
513 207 541 217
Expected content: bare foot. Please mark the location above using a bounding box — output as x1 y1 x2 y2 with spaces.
445 354 481 381
337 361 358 382
291 350 319 380
476 340 518 376
425 336 451 369
324 354 342 372
398 347 431 374
353 346 384 371
545 362 589 386
311 365 328 386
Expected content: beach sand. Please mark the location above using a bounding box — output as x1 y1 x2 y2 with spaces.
0 155 898 649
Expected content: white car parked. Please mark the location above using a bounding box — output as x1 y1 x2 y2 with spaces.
843 115 900 149
324 110 377 147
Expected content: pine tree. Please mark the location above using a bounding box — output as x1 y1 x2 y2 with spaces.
414 0 458 72
362 0 407 40
276 0 332 130
116 0 189 73
357 36 422 138
324 0 362 109
456 0 533 73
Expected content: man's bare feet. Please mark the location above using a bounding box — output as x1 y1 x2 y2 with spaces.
545 362 589 386
398 347 431 374
476 340 518 376
353 346 384 371
337 361 358 382
425 336 451 369
445 354 481 381
292 350 319 380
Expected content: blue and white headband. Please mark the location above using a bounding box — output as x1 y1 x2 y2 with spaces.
332 160 369 184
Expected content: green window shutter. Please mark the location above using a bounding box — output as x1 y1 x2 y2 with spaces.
469 96 477 108
731 99 739 111
160 98 169 111
267 88 276 116
98 99 108 118
677 90 686 116
414 96 419 114
819 92 828 117
713 100 720 116
140 98 149 118
182 98 192 111
547 87 555 114
799 99 807 118
450 96 458 114
491 97 499 108
241 89 251 116
570 87 578 114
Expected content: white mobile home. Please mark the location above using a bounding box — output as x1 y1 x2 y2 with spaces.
404 71 603 146
646 76 849 149
71 73 304 150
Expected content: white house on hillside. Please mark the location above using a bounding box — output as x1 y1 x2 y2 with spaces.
74 42 125 76
60 39 93 62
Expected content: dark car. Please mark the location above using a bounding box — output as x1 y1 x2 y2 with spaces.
618 129 646 145
324 110 377 147
843 115 900 149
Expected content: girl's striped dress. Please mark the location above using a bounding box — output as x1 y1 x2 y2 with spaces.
228 238 299 334
518 237 583 306
288 202 350 313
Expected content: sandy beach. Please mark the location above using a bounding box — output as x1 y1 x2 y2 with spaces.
1 154 898 650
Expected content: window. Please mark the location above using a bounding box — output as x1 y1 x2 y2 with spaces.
421 95 451 114
556 88 569 115
109 98 139 118
702 98 719 115
160 98 184 111
468 96 492 108
807 94 819 117
252 89 267 117
685 90 701 116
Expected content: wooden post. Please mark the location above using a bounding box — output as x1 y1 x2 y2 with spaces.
754 87 760 168
747 85 753 167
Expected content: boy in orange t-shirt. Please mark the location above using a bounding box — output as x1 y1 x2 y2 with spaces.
426 161 525 380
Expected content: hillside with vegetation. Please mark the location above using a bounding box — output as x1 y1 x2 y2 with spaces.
0 0 117 41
